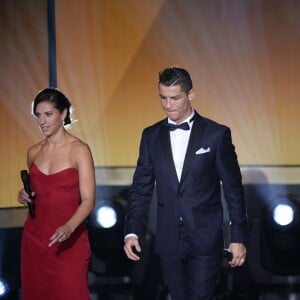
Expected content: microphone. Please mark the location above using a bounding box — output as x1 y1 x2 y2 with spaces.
223 249 233 261
20 170 35 218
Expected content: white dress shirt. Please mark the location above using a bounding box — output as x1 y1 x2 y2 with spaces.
168 111 195 181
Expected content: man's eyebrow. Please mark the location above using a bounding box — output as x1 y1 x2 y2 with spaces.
159 94 180 98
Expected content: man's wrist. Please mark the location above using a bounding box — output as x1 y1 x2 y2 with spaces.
124 233 139 242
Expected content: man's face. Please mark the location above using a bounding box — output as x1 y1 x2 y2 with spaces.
159 83 194 124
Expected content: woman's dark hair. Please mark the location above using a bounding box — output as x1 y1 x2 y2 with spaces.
158 67 193 93
32 88 72 125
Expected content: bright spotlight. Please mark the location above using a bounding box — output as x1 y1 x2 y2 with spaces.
0 276 10 298
273 204 294 226
96 206 117 228
261 195 300 275
87 197 129 275
90 200 121 230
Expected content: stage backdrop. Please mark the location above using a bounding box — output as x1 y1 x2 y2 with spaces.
0 0 299 207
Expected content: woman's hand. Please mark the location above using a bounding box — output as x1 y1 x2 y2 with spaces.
17 188 35 205
48 224 74 247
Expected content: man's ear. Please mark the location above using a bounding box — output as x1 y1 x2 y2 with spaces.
188 89 195 101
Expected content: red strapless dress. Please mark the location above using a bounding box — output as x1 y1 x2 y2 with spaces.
21 164 91 300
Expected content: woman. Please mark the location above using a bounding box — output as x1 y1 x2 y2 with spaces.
17 88 95 300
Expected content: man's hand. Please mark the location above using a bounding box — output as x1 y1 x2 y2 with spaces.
228 243 247 267
124 236 141 261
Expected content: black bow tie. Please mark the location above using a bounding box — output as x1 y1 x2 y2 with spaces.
167 122 190 131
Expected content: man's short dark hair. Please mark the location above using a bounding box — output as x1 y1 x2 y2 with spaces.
158 67 193 93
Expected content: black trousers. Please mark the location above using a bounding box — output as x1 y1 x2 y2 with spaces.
160 224 222 300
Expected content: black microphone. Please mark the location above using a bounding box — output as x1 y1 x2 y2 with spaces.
20 170 35 218
223 249 233 261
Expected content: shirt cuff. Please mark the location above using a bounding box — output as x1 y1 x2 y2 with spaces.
124 233 139 241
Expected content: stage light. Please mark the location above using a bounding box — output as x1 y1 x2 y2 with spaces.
87 196 130 275
0 276 11 299
87 192 153 277
94 204 117 229
86 188 164 299
273 203 294 226
88 199 124 232
261 194 300 275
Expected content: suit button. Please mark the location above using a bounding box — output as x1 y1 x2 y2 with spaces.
178 193 183 197
179 217 183 224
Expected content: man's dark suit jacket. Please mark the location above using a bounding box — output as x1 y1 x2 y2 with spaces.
125 111 248 256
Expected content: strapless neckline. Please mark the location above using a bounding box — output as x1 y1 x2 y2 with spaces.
31 163 78 176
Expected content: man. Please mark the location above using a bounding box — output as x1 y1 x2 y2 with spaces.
124 67 248 300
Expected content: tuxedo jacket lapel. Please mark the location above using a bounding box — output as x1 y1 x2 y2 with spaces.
180 115 207 184
159 120 179 183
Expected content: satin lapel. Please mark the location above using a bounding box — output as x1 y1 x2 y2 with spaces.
159 121 179 182
180 115 207 184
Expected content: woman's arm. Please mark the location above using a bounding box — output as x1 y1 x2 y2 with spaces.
67 142 96 231
48 142 95 246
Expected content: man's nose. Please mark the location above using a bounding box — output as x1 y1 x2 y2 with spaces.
165 99 172 108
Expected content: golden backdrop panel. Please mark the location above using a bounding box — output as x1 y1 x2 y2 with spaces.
55 0 300 167
1 0 299 208
0 0 48 207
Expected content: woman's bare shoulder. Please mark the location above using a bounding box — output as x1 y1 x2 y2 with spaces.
69 137 94 170
69 135 86 147
69 135 92 157
27 139 46 165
